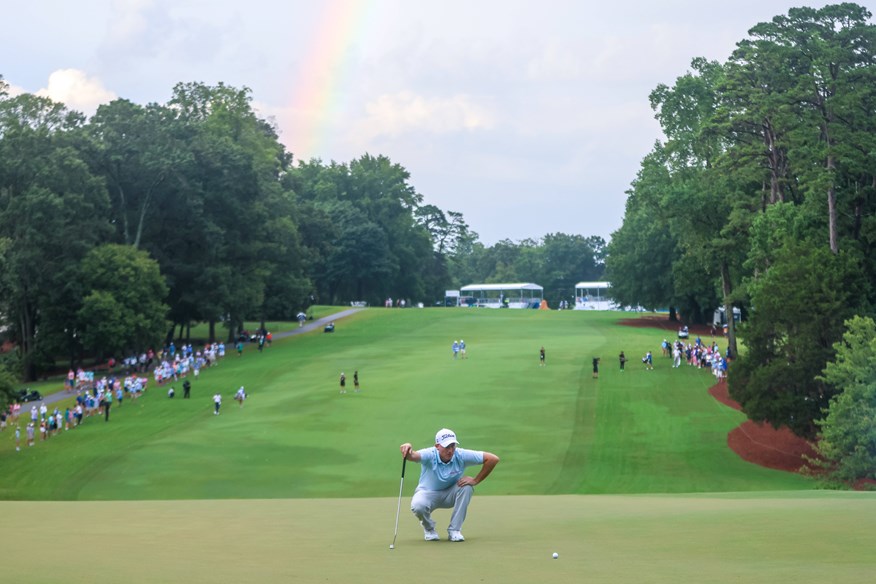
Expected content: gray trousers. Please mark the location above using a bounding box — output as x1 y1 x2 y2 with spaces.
411 484 473 532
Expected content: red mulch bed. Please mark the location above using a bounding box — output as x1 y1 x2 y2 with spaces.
618 314 716 337
621 314 816 475
710 381 817 473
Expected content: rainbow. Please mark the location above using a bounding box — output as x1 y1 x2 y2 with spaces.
287 0 375 163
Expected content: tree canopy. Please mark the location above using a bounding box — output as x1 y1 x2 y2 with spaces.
607 3 876 450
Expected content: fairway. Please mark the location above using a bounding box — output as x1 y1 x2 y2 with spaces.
3 308 870 582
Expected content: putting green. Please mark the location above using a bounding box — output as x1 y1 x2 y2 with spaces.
1 493 874 584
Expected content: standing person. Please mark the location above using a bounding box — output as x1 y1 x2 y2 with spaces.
26 423 35 447
339 372 346 394
459 340 467 359
451 340 460 359
15 425 21 451
592 357 600 379
183 379 192 399
102 391 112 422
236 339 244 357
399 429 500 542
539 346 546 367
235 386 246 407
619 351 627 372
213 393 222 415
353 371 360 393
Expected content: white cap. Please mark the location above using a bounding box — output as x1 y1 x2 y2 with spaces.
435 428 459 447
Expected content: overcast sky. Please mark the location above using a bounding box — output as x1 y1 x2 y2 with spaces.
2 0 840 245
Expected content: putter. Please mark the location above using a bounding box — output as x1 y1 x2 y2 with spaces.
390 456 407 549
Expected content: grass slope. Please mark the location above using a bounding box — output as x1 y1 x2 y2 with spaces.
2 308 809 500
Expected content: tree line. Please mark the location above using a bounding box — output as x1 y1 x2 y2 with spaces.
606 4 876 482
0 78 604 382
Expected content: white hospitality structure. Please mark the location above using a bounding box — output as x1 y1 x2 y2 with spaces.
459 283 543 309
574 281 619 311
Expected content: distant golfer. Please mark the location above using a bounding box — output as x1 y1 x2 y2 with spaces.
213 393 222 415
399 428 500 542
619 351 627 372
353 370 360 393
339 372 346 394
592 357 600 379
539 346 546 366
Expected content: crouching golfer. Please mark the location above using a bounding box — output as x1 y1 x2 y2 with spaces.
399 428 499 542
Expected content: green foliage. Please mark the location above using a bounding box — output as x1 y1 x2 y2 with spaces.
76 244 169 356
815 316 876 482
730 244 869 438
0 366 16 411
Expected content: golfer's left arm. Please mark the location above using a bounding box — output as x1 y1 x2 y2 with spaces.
458 451 499 487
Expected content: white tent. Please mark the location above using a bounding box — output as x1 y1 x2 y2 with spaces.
459 283 543 309
574 281 618 310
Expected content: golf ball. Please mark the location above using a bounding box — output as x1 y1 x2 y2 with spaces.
389 544 394 550
552 552 559 559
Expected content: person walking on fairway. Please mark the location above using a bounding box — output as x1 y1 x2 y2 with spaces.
539 346 546 366
339 372 346 394
213 393 222 415
619 351 627 372
643 351 654 370
353 370 360 393
592 357 600 379
399 428 500 542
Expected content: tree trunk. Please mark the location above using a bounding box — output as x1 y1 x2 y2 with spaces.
668 307 678 322
20 303 38 382
209 320 216 343
720 261 737 360
827 158 838 255
165 324 176 347
116 184 131 245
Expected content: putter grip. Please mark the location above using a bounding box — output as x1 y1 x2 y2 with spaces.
401 456 407 478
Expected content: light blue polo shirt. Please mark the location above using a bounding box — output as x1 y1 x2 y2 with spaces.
415 447 484 491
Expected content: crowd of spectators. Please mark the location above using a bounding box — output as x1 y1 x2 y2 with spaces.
4 337 250 452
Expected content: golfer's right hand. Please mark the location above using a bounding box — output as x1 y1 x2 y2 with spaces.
400 443 413 458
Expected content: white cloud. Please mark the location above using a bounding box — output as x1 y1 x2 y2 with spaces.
357 91 495 139
524 41 584 82
34 69 117 115
105 0 154 48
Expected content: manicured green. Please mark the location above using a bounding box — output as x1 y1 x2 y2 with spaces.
0 309 810 500
1 492 874 584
